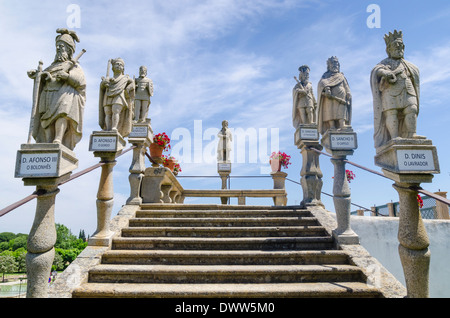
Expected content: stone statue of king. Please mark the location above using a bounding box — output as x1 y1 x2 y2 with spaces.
371 30 421 150
27 28 86 150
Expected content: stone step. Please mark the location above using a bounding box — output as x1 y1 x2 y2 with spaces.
139 204 302 211
111 236 335 250
86 264 366 284
72 282 383 298
128 217 319 227
121 226 328 238
135 209 312 218
100 250 350 265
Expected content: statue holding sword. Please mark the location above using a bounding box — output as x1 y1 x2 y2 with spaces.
27 28 86 151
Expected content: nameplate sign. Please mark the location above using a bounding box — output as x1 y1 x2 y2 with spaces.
89 135 118 152
330 133 357 150
19 153 59 177
397 149 435 171
129 126 148 138
218 163 231 172
15 143 78 179
299 128 319 140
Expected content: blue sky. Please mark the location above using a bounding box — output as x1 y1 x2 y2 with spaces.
1 0 450 235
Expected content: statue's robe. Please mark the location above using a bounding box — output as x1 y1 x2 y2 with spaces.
98 74 135 138
33 60 86 150
317 72 351 135
135 76 153 101
292 81 316 128
217 128 233 163
371 58 420 149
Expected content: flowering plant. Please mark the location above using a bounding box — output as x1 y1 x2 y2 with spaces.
332 170 356 183
173 163 182 176
346 170 356 183
153 133 171 151
270 151 291 169
417 194 424 208
162 155 176 163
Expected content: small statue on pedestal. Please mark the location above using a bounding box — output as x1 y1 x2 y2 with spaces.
292 65 317 128
134 65 153 123
317 56 352 135
217 120 233 163
99 58 135 138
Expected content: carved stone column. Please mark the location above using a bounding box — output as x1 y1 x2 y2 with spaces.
393 181 430 298
218 163 231 205
127 122 153 205
90 158 116 246
375 138 440 298
330 155 358 242
294 125 323 208
24 180 63 298
321 129 359 244
15 143 77 298
89 131 125 246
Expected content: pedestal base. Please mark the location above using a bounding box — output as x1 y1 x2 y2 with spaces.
375 138 439 177
294 124 319 147
321 128 357 156
89 130 126 157
15 143 78 178
332 229 360 245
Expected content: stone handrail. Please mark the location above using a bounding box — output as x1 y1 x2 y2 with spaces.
182 189 287 206
141 167 184 204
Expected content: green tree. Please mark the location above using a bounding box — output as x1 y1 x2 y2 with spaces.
52 252 64 271
55 223 77 249
13 248 27 273
78 229 86 241
0 254 18 282
11 235 27 251
0 232 16 243
0 241 8 252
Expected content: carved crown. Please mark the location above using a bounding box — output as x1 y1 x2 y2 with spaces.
327 56 339 64
384 30 403 46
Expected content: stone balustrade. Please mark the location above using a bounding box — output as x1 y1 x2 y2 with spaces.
141 167 184 204
140 167 288 206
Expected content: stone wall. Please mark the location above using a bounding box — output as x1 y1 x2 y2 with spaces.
349 215 450 298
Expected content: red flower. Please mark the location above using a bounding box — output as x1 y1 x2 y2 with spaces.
346 170 355 183
270 151 291 169
417 194 424 208
153 133 171 151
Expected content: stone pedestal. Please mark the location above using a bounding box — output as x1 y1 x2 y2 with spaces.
127 122 153 205
271 171 288 206
15 143 78 179
295 125 324 208
321 129 359 244
15 143 76 298
89 131 126 247
218 162 231 204
375 138 440 298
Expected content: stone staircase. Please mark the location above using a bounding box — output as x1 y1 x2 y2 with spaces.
71 204 383 298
